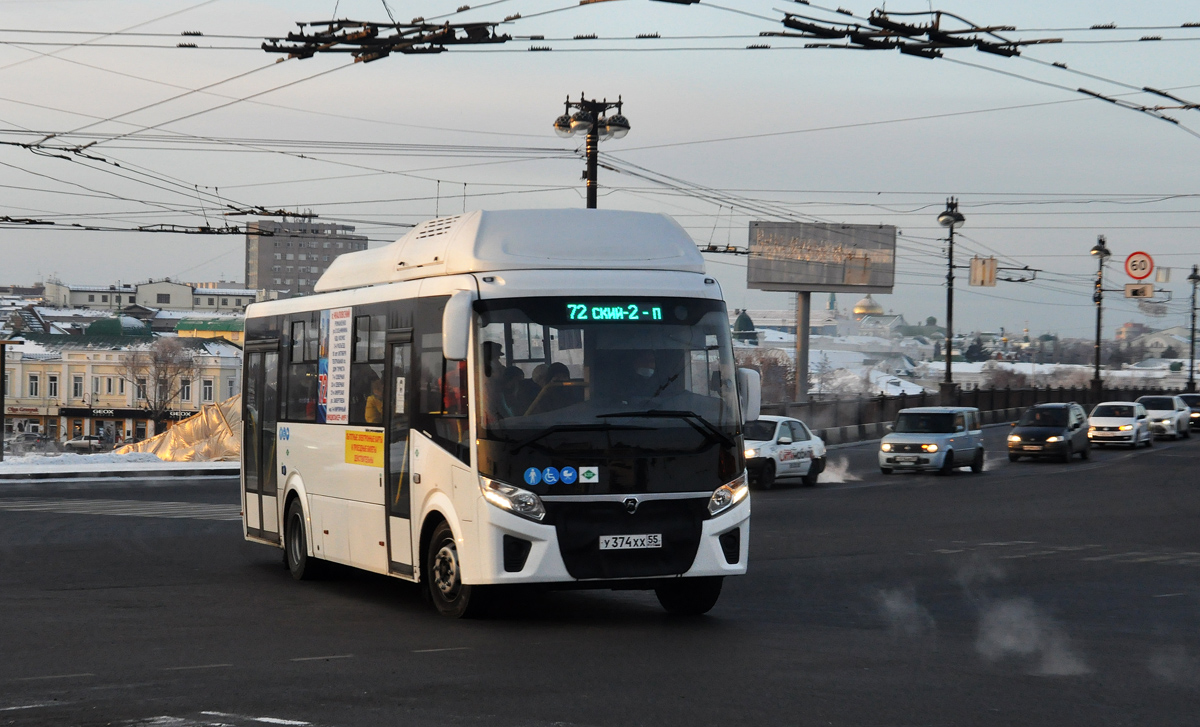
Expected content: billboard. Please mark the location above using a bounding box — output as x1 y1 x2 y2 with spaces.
746 222 896 293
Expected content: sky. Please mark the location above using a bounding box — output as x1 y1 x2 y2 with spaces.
2 0 1200 339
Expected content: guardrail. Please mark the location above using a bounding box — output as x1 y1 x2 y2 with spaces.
761 385 1185 445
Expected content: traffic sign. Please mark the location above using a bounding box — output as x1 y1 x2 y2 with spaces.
1125 251 1154 280
1125 283 1154 298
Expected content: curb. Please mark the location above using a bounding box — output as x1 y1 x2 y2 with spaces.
0 466 239 481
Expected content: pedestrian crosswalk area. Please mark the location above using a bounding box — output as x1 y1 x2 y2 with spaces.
0 497 241 521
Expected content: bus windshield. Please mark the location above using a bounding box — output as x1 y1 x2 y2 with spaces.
474 296 742 493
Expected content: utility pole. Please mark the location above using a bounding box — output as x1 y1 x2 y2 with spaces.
1189 265 1200 392
0 339 16 462
1090 236 1111 401
553 95 630 209
937 198 964 399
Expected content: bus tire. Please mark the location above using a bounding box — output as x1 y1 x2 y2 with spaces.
655 576 723 615
285 498 322 581
426 520 482 618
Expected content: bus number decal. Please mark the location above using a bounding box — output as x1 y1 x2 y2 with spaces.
568 303 588 320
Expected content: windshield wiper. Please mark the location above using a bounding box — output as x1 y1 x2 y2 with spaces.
597 409 736 449
510 423 653 453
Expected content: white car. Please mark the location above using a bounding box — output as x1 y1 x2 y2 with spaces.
743 415 826 489
1136 395 1192 440
63 434 105 452
1087 401 1152 448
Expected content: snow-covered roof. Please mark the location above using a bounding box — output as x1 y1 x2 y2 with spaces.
33 306 112 318
314 209 706 292
193 288 256 296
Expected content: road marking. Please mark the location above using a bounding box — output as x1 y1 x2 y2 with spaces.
0 498 240 521
412 646 471 653
163 664 232 671
1081 552 1150 561
201 712 310 725
978 541 1037 546
17 672 94 681
1152 593 1186 598
289 654 353 662
0 704 50 712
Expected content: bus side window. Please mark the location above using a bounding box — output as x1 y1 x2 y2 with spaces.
416 298 469 464
285 317 319 422
350 309 387 425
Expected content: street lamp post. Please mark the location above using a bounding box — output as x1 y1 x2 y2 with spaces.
937 198 965 399
1189 264 1200 392
553 94 630 209
1090 235 1111 401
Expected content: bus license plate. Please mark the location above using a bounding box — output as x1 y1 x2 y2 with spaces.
600 534 662 550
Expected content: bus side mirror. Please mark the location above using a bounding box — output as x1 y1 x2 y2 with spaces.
736 368 761 424
442 289 476 361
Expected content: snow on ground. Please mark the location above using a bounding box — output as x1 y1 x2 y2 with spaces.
0 451 240 476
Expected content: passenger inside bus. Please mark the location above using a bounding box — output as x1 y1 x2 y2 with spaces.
364 378 384 424
525 362 580 415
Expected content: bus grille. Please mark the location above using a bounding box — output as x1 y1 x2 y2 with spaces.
546 498 707 580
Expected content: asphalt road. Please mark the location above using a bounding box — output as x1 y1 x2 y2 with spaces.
1 430 1198 726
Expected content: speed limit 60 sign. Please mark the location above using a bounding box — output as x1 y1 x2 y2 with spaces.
1125 251 1154 280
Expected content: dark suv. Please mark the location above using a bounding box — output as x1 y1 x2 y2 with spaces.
1007 402 1091 462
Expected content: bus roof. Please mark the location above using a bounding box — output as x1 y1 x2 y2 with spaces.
313 208 706 293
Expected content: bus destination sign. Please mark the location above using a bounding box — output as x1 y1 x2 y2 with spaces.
567 303 664 322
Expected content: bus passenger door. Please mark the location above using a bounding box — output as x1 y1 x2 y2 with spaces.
243 347 280 543
385 334 415 576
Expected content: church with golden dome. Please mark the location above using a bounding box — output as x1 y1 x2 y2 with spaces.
852 294 885 320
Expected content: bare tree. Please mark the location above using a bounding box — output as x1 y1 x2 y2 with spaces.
122 338 203 433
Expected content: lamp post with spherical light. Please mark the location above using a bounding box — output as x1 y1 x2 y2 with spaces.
552 94 630 209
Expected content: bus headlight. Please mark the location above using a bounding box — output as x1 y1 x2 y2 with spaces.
479 476 545 522
709 473 749 517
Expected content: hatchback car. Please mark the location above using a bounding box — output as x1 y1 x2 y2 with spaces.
1136 395 1192 439
1087 401 1151 448
879 407 984 475
743 415 826 488
1007 402 1090 462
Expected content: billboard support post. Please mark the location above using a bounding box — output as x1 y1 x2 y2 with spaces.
746 221 896 404
795 292 810 402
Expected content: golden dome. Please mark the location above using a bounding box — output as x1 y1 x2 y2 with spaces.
853 294 884 317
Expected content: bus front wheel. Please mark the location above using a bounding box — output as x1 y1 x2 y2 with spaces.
285 499 322 581
426 520 483 618
655 576 723 615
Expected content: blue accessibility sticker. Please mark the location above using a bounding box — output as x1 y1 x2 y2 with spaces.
523 467 542 486
542 467 560 485
560 466 578 484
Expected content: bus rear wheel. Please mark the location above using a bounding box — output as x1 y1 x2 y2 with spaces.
426 520 483 618
285 499 322 581
655 576 723 615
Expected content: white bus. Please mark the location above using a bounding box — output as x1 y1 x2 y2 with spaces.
241 209 758 617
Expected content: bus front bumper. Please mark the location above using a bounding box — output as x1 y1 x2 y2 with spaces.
467 494 750 586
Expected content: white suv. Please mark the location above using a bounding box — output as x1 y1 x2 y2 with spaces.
743 416 826 489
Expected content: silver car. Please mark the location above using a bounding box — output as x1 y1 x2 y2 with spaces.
880 406 985 475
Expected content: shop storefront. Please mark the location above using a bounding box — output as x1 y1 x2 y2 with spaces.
58 407 198 443
4 405 56 438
